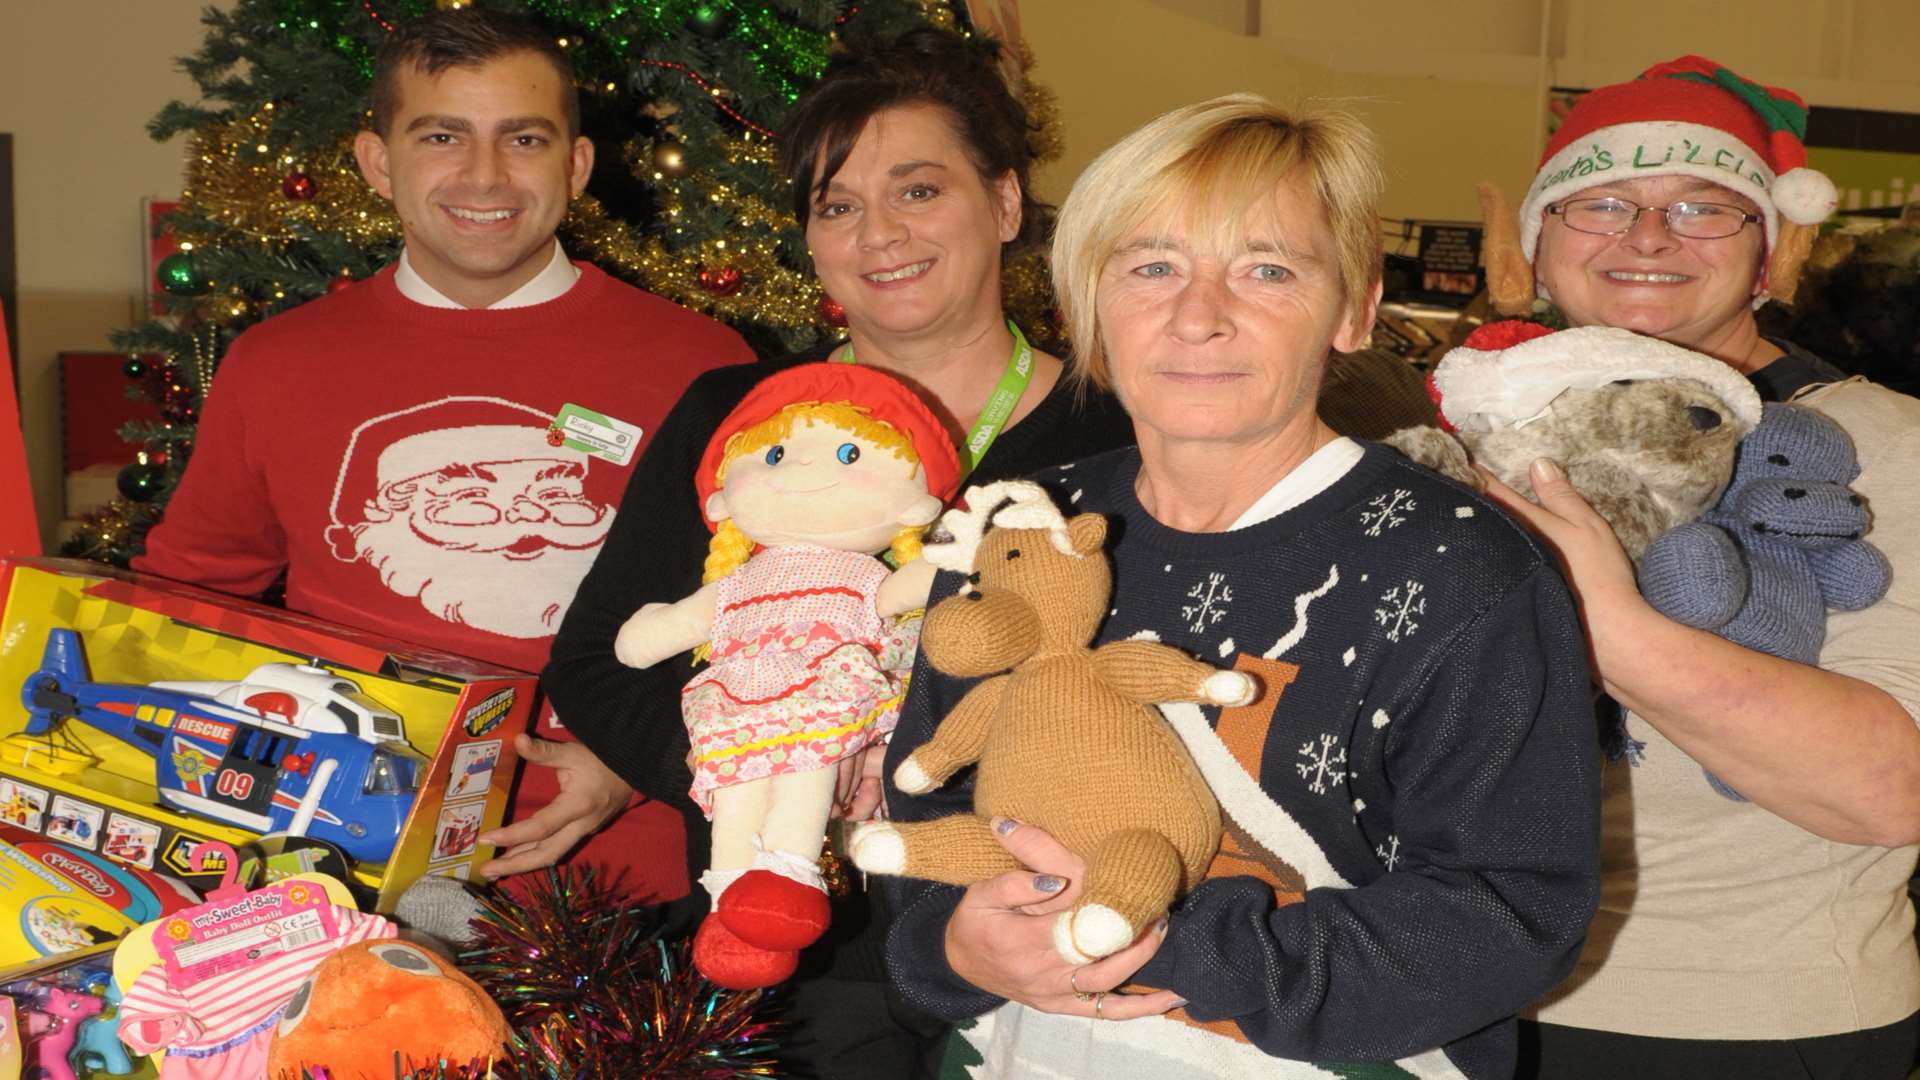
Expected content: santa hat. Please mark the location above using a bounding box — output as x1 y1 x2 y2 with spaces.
1520 56 1837 261
696 363 962 531
1427 320 1762 434
325 396 582 559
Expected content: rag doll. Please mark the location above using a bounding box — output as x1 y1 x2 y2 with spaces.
1386 320 1762 558
1639 403 1891 799
613 363 960 989
849 481 1256 962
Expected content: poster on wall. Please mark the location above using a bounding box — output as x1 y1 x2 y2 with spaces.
142 197 183 317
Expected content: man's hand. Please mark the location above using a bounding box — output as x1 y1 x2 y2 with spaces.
943 821 1181 1021
479 733 634 880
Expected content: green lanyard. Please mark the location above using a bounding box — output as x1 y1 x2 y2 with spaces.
832 320 1034 479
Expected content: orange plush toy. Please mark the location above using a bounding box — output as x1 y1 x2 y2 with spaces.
266 940 510 1076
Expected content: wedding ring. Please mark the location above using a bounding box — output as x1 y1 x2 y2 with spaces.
1069 969 1093 1003
1093 991 1108 1020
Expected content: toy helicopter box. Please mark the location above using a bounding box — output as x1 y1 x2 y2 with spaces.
0 557 532 913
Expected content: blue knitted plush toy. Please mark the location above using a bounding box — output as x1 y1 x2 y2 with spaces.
1639 402 1891 800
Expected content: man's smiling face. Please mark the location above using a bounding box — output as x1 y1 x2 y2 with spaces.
354 49 592 308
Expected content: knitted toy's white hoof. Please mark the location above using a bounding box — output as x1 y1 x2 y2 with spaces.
1054 904 1132 963
1050 911 1095 965
847 822 906 874
893 756 935 795
1203 669 1257 707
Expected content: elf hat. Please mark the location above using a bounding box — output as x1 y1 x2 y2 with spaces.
1519 56 1837 261
696 362 962 530
1428 320 1762 434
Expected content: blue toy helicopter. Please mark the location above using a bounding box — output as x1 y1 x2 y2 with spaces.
18 629 424 865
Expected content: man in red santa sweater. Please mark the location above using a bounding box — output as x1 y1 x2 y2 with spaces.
134 8 754 895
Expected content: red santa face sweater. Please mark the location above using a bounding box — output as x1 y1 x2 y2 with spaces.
136 262 755 675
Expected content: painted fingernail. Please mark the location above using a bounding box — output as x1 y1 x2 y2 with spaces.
1170 997 1189 1008
993 817 1020 837
1033 875 1065 894
1154 917 1169 936
1532 458 1565 483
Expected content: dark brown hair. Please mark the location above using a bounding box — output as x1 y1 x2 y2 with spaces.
369 10 579 137
779 28 1047 251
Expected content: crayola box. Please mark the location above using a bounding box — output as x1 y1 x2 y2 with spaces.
0 557 532 913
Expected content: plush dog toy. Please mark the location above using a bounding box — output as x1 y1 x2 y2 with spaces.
612 363 960 989
1386 320 1763 558
850 481 1256 963
267 939 509 1076
1639 402 1891 799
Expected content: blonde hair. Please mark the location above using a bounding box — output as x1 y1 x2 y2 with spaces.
701 401 928 586
1050 94 1385 389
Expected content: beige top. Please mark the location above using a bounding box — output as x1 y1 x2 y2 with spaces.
1530 377 1920 1039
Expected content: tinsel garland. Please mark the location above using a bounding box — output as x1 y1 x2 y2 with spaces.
283 868 780 1079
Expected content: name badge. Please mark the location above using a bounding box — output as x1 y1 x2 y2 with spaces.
551 403 643 467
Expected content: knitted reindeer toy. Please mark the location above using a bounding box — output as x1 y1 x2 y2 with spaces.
850 481 1256 963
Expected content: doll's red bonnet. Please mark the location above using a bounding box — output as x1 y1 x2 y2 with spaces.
696 363 962 531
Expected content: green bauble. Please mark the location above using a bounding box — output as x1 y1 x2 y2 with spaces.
156 252 208 296
686 3 735 38
116 462 167 502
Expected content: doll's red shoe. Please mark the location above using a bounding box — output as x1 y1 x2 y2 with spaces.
716 868 832 950
692 914 798 990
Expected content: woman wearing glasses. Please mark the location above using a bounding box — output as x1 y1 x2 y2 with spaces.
1485 58 1920 1079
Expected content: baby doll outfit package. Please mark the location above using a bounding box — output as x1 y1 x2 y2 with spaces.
113 845 394 1079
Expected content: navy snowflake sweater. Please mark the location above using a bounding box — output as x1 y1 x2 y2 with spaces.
879 442 1602 1079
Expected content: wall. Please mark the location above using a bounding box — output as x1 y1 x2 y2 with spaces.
1022 0 1545 222
0 0 212 551
1027 0 1920 214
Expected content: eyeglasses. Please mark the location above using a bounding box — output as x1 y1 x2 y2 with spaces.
1548 197 1762 240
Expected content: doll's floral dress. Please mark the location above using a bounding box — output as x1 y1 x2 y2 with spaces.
682 544 916 816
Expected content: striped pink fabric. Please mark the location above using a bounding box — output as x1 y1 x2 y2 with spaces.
118 906 394 1077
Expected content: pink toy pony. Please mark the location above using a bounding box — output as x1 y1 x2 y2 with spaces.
24 987 101 1080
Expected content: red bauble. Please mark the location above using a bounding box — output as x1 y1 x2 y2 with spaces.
327 274 355 294
698 266 744 297
818 294 848 327
282 172 318 200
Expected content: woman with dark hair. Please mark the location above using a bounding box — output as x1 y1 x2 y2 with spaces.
517 27 1134 1078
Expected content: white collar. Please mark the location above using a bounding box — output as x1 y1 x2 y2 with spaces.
1227 437 1365 531
394 241 580 309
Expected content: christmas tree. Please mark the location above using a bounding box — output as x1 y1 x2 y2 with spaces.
70 0 1059 564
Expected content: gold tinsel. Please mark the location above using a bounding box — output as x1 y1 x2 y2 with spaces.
181 110 400 247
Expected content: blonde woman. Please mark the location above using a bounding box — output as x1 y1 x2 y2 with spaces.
876 95 1602 1079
